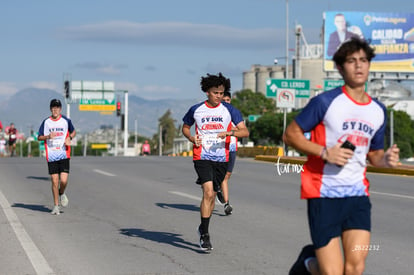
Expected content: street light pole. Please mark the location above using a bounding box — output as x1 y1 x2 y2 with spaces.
123 90 129 156
285 0 289 79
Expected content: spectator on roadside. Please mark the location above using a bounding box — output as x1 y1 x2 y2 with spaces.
0 135 6 157
142 140 151 156
6 123 18 157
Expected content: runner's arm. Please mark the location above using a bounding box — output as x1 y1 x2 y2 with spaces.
182 124 196 144
367 144 399 168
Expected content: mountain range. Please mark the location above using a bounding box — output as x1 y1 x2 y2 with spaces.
0 88 201 138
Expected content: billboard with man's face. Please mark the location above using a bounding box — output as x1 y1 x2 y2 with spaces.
324 11 414 72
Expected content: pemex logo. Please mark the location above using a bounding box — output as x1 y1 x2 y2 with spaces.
364 14 372 26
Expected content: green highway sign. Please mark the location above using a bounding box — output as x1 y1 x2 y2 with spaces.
323 79 367 92
266 79 310 98
80 99 115 105
324 79 344 90
248 114 262 122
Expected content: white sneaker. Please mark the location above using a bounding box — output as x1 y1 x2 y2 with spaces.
60 194 69 207
51 205 60 215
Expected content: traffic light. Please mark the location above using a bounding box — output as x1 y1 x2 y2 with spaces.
116 101 121 116
64 81 70 98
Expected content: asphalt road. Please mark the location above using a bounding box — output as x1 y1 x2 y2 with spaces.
0 156 413 275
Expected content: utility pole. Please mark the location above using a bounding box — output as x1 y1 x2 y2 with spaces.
159 125 163 156
123 90 129 156
285 0 289 78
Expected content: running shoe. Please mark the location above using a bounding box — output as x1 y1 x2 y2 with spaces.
216 190 226 205
288 244 315 275
60 193 69 207
224 203 233 215
197 226 213 251
51 205 60 215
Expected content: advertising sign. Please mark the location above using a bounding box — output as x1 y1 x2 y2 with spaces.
323 12 414 72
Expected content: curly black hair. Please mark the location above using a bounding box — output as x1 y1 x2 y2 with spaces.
223 91 231 98
200 72 231 93
333 37 376 68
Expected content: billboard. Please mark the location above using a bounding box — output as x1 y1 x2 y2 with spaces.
323 11 414 72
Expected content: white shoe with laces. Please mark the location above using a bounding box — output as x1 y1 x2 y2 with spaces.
51 205 60 215
60 193 69 207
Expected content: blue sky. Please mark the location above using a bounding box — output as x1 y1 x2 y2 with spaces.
1 0 411 101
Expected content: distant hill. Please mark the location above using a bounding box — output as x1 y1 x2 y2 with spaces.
0 88 201 137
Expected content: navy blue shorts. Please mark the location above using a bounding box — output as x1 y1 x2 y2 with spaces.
307 196 371 249
194 160 227 192
227 151 237 173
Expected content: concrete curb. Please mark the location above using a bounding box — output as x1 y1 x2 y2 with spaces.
255 155 414 177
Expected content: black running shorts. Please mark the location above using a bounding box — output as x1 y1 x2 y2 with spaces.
194 160 228 192
48 158 70 175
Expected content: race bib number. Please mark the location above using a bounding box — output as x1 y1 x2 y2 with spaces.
49 138 64 150
11 134 16 139
201 134 225 151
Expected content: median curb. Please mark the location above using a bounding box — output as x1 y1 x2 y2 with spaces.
255 155 414 177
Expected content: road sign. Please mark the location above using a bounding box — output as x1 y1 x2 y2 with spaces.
248 114 262 122
324 79 344 90
79 105 116 112
276 89 296 108
70 80 116 112
266 79 310 98
80 99 115 105
91 144 110 149
78 92 116 112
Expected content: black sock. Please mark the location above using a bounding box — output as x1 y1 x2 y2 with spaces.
200 217 210 234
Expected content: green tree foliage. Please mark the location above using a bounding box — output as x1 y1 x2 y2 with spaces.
247 110 300 145
231 89 301 145
154 109 176 154
231 89 277 117
385 109 414 158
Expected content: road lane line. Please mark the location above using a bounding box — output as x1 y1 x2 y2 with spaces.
169 191 200 201
371 191 414 200
0 190 55 275
93 169 116 177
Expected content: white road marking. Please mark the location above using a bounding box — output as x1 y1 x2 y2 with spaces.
93 169 116 177
370 191 414 200
0 190 55 275
169 191 200 201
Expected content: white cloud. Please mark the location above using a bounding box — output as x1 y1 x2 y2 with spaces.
74 62 127 75
0 82 18 96
57 21 283 50
29 81 59 90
